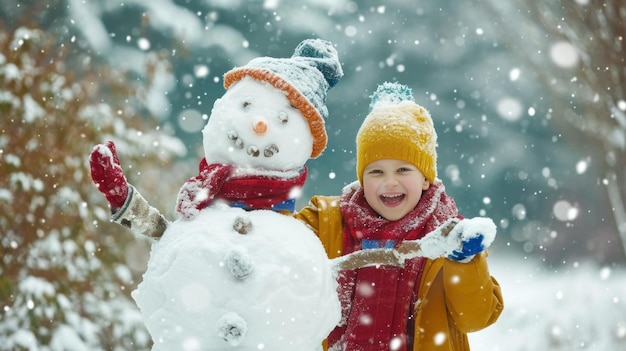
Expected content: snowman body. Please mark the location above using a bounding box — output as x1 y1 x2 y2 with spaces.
132 206 340 351
132 78 341 350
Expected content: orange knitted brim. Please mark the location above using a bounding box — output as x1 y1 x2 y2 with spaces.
224 68 327 159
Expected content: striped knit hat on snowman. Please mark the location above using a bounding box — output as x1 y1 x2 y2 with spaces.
223 38 343 159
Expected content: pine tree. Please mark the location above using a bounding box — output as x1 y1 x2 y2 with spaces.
0 24 184 350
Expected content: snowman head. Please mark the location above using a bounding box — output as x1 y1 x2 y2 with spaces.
203 39 343 171
203 77 314 170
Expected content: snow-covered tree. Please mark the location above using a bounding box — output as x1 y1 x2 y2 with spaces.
0 24 184 350
479 0 626 262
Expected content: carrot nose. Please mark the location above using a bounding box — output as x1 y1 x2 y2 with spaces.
253 120 267 135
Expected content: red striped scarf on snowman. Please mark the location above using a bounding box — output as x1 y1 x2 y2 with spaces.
176 158 307 219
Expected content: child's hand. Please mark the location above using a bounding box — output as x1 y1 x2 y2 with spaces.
447 217 497 263
89 140 129 208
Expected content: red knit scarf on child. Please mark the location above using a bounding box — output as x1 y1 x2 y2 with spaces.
176 158 307 218
328 180 459 351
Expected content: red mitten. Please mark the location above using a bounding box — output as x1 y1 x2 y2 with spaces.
89 140 129 208
176 159 233 219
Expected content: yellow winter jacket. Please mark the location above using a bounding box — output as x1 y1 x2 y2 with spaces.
294 195 504 351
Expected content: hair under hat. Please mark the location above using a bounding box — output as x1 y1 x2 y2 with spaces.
356 82 438 184
223 39 343 159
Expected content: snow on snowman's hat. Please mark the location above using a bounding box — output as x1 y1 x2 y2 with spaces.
223 39 343 159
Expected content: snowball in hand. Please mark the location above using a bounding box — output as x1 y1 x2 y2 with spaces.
132 205 341 351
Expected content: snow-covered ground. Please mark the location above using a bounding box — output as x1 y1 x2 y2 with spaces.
469 252 626 350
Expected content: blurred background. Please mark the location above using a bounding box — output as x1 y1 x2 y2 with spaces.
1 0 624 349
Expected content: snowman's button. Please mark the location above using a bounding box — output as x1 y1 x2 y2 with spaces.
233 216 252 234
225 248 253 278
216 311 247 346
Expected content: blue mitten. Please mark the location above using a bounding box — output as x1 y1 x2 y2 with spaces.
446 217 497 263
448 234 485 262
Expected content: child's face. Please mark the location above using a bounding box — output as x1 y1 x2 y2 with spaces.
362 159 430 221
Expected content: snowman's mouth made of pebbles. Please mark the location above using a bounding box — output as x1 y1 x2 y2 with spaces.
227 129 279 158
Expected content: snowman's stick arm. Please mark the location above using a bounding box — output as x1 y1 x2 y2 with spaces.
111 184 170 240
330 248 403 271
330 219 459 272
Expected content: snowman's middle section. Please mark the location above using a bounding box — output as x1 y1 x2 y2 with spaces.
133 205 340 350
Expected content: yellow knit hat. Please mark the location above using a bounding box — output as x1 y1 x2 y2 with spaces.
356 82 437 184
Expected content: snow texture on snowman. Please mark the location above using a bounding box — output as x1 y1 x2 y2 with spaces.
89 39 345 350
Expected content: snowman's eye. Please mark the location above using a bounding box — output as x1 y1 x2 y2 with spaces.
242 100 251 109
277 111 289 124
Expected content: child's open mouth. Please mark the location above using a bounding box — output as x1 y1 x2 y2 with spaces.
379 193 405 206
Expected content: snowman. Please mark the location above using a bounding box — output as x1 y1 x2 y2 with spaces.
89 39 344 350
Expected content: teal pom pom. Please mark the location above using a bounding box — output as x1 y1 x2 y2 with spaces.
369 82 414 110
293 39 343 88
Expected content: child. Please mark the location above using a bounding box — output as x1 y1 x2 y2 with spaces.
294 82 503 351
